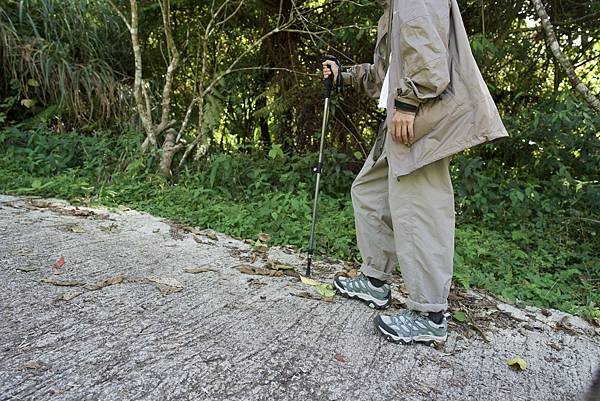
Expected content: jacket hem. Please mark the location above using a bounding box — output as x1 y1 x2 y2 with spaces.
391 129 509 178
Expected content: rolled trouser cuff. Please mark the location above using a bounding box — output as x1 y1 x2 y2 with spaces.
360 263 392 282
406 297 448 313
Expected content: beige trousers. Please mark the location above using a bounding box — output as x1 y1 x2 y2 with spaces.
351 130 455 313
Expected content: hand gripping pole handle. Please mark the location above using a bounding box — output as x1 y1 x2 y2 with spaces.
320 55 341 99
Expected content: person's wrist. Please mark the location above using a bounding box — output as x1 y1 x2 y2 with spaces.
394 99 418 114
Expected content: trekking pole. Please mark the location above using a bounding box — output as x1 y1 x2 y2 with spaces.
306 55 341 277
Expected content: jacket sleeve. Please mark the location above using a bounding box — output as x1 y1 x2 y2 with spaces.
341 63 382 99
395 12 451 108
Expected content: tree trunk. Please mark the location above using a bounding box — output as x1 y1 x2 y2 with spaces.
256 96 271 150
159 129 183 178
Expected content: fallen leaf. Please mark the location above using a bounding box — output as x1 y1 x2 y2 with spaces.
257 233 271 242
334 352 346 363
56 291 83 301
541 308 552 317
41 278 82 287
83 276 124 290
346 269 358 278
299 275 321 287
100 223 119 233
183 266 215 273
16 361 45 371
238 264 283 277
315 283 335 298
263 261 294 271
253 240 269 253
194 229 218 241
52 256 65 270
16 266 38 273
333 271 348 279
299 276 335 300
66 224 85 233
452 310 467 322
506 356 527 371
148 276 184 294
193 233 216 245
282 270 300 279
16 248 38 256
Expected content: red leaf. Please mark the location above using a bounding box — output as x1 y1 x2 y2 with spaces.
52 256 65 269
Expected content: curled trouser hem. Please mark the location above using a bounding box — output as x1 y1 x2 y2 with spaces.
405 298 448 313
361 263 392 281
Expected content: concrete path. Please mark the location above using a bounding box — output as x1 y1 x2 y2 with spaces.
0 195 598 401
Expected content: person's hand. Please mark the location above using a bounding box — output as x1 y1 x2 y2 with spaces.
322 60 339 82
391 109 416 145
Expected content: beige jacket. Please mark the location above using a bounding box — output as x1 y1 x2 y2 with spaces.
342 0 508 177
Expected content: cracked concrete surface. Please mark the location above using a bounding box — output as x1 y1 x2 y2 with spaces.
0 195 598 401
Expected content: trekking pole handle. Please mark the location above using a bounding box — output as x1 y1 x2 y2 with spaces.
320 55 341 99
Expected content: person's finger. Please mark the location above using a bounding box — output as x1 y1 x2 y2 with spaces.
401 123 408 145
391 120 398 142
407 119 414 144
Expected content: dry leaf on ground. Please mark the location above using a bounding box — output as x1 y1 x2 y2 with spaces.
83 276 124 290
15 361 47 371
99 223 119 233
334 352 346 363
148 276 184 294
192 229 218 241
238 264 283 277
263 260 294 271
65 224 85 233
183 266 216 274
16 266 38 273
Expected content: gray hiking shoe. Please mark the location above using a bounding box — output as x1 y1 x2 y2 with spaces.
375 309 448 344
333 273 391 309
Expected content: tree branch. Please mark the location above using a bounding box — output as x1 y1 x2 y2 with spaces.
531 0 600 112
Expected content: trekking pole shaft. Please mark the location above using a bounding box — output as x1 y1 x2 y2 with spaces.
306 97 331 276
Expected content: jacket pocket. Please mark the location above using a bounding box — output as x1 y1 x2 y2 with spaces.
411 85 462 144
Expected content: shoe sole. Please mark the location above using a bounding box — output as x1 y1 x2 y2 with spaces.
374 317 447 345
333 280 391 310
